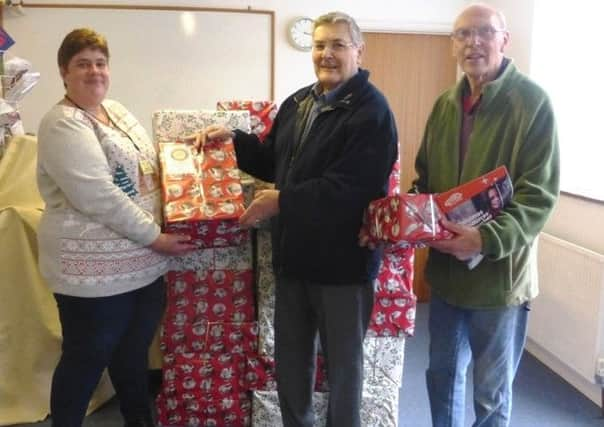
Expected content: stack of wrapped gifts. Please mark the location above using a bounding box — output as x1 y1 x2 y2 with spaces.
154 109 257 427
154 104 413 426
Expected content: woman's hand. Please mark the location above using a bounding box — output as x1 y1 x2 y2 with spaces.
182 125 234 152
150 233 197 255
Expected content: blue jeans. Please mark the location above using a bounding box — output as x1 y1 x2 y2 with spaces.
50 278 165 427
426 295 529 427
274 276 374 427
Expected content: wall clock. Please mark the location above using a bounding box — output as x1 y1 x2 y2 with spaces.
288 16 314 51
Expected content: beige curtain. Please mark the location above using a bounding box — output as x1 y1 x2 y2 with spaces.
0 135 114 425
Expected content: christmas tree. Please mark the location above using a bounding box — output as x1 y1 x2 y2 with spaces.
113 164 138 198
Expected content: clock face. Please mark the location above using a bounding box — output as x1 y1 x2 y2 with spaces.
289 17 314 51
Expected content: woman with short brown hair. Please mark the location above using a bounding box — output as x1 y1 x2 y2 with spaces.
37 28 194 427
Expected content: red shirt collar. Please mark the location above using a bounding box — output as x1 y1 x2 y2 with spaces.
463 94 481 114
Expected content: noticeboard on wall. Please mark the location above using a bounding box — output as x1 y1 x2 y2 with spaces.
2 3 274 135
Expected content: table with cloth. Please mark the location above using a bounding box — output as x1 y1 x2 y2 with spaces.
0 135 114 425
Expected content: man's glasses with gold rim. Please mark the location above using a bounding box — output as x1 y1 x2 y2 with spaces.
312 41 356 53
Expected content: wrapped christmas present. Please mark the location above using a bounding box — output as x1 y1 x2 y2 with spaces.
374 245 415 298
361 384 400 427
366 159 417 338
161 270 256 354
363 337 405 388
168 244 253 273
242 354 277 391
252 391 328 427
435 165 512 226
361 193 450 245
252 385 400 427
165 269 255 321
161 352 246 398
153 109 250 144
435 165 513 269
216 100 277 142
368 294 416 338
205 321 259 355
255 229 276 356
216 101 277 211
159 140 248 248
156 353 252 427
157 390 252 427
369 246 416 337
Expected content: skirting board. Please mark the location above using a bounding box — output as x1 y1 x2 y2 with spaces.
526 337 601 406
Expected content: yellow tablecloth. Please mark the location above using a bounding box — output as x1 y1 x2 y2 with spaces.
0 135 114 425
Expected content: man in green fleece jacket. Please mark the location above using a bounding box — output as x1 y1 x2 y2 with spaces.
412 4 560 427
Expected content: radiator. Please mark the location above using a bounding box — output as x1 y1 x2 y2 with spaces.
527 232 604 404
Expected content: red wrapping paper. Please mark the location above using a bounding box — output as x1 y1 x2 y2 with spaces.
369 160 417 337
368 294 416 337
205 321 259 355
157 353 252 426
374 246 415 299
162 353 246 397
159 140 248 248
362 193 449 244
161 269 256 355
156 391 252 427
217 100 277 142
242 354 277 391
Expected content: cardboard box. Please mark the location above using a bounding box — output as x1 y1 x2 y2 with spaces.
434 166 513 269
434 165 512 227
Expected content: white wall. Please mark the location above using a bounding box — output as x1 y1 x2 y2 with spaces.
491 0 604 255
11 0 464 105
13 0 537 107
488 0 535 73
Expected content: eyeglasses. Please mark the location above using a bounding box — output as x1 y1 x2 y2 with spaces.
312 40 356 53
451 26 506 42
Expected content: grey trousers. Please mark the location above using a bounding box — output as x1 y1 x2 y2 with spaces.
274 276 374 427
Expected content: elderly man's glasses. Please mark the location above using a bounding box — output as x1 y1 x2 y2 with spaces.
312 41 355 52
451 26 506 42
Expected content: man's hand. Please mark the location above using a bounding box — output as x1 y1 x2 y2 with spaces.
358 228 378 250
240 189 280 228
182 125 234 152
428 218 483 261
150 233 197 255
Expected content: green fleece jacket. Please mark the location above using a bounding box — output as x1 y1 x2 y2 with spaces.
413 60 560 308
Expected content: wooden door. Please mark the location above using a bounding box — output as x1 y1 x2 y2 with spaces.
363 32 457 301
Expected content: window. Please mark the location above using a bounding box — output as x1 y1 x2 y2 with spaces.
530 1 604 201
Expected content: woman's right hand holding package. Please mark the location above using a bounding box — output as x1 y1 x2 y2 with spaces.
150 232 197 255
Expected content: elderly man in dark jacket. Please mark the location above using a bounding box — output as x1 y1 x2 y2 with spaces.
199 11 398 427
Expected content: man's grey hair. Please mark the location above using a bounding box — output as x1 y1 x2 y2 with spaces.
313 11 364 46
456 3 507 30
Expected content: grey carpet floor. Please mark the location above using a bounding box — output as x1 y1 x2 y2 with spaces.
12 303 603 426
398 303 603 426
